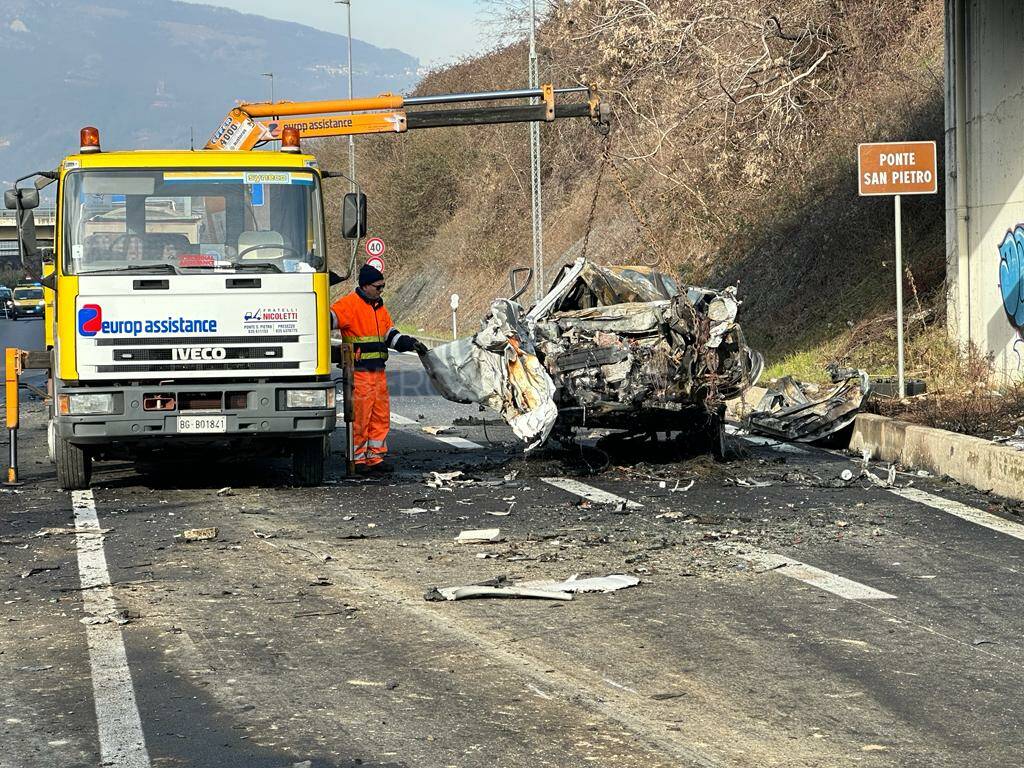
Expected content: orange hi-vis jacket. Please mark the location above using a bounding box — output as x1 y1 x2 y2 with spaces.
330 289 411 371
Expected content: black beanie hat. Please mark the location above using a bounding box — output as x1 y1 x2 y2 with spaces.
358 263 384 287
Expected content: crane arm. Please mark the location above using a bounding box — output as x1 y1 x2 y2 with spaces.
205 84 609 151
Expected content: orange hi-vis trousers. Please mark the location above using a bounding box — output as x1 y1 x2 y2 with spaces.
352 369 390 466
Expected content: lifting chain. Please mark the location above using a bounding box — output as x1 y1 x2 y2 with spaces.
578 135 612 263
608 154 663 268
578 132 665 269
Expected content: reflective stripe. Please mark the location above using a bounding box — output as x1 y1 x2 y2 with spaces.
367 439 387 448
360 352 387 360
342 335 385 344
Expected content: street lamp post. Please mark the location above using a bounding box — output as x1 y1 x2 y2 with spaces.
261 71 275 104
334 0 357 193
528 0 543 301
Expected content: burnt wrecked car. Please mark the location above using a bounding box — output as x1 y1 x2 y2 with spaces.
421 258 763 451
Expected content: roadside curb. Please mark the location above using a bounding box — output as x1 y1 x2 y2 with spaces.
849 413 1024 502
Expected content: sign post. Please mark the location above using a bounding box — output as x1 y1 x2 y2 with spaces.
857 140 938 399
450 293 460 340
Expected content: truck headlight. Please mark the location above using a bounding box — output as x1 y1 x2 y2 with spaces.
60 393 115 416
284 389 333 409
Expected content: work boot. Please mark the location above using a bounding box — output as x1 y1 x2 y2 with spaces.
357 461 393 475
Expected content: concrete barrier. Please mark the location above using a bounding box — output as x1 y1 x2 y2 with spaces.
850 413 1024 502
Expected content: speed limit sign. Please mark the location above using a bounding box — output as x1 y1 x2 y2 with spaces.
365 237 386 259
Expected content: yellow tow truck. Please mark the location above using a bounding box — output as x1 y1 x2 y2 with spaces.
3 85 608 489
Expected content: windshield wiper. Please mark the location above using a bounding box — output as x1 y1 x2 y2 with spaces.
78 263 181 276
229 261 282 273
185 261 283 273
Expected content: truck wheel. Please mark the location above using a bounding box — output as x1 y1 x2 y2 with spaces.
292 436 327 486
55 435 92 490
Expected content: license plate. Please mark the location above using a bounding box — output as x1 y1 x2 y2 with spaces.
177 415 227 434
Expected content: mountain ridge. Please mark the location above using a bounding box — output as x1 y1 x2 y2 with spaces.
0 0 419 185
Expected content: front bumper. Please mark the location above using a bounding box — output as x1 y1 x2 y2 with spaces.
54 380 337 445
14 304 44 316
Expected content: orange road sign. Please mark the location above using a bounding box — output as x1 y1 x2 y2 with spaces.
857 141 938 196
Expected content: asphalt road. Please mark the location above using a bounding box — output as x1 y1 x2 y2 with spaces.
3 353 1024 767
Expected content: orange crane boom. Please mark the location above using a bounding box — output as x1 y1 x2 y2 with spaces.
206 84 609 151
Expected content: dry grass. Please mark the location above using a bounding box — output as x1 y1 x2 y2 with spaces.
312 1 966 435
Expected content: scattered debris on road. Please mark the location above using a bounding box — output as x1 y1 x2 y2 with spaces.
425 572 640 601
35 526 110 537
20 565 60 579
425 583 572 601
181 527 219 542
423 258 763 450
425 470 474 489
519 573 640 593
455 528 503 544
422 425 453 435
81 609 131 626
747 366 871 443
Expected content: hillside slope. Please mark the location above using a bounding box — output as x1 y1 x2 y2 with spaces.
0 0 417 186
317 0 946 372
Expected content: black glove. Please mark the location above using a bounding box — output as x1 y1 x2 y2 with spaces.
394 335 418 353
413 340 429 355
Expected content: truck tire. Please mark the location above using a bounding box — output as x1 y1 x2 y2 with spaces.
291 436 327 486
55 435 92 490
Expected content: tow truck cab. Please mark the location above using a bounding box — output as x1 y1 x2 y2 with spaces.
12 283 45 318
43 142 337 489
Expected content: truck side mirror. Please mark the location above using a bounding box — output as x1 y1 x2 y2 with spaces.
342 192 367 240
5 187 40 210
18 210 39 260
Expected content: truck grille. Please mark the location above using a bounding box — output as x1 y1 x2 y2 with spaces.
95 335 300 347
112 347 284 361
97 361 301 373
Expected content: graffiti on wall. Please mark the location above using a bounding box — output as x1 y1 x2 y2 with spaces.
998 224 1024 340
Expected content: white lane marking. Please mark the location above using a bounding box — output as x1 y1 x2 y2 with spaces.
390 412 483 449
737 547 896 600
542 477 643 509
72 490 151 768
890 486 1024 542
433 435 484 450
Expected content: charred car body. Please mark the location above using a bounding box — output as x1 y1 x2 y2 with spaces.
423 258 763 451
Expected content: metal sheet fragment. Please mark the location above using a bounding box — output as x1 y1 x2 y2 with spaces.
746 367 872 443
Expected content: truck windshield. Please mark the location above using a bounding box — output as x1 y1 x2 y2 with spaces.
14 287 43 300
62 169 325 275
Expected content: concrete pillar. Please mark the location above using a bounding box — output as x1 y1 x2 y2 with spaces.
945 0 1024 378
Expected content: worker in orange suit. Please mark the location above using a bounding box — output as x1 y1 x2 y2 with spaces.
331 263 426 473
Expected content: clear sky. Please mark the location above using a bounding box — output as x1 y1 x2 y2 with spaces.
178 0 489 65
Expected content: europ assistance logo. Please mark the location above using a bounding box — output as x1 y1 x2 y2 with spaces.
78 304 103 337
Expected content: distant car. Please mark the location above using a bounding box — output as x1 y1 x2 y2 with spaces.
0 287 14 319
11 284 45 320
